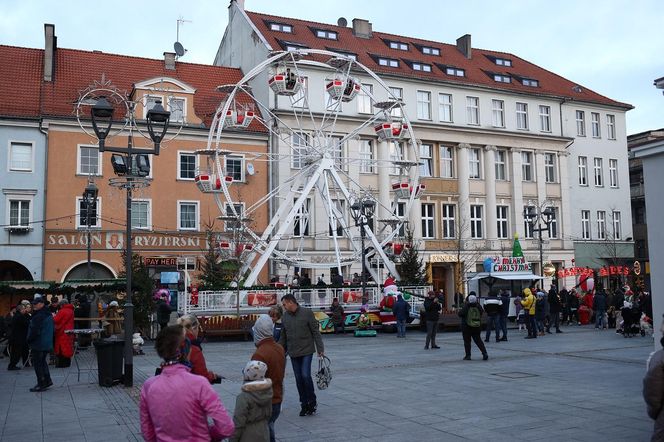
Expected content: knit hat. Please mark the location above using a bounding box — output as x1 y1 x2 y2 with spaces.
468 294 477 303
243 360 267 381
252 314 274 344
109 300 119 307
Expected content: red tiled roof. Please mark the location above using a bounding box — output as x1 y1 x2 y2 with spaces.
0 45 43 119
246 11 632 110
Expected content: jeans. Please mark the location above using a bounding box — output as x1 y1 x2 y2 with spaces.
485 315 500 340
396 319 406 337
291 354 316 407
548 311 560 331
32 350 51 386
268 402 281 442
425 320 438 348
525 312 537 337
595 309 606 328
462 327 487 357
498 315 508 339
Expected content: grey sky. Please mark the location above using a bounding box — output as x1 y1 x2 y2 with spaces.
2 0 663 135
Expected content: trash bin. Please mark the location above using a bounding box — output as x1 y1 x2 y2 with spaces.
94 339 124 387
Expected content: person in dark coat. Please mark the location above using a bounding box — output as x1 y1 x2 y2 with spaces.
458 293 488 360
27 297 54 392
423 291 441 349
483 291 502 343
498 290 510 341
593 289 608 329
7 303 30 370
392 294 411 338
329 298 345 334
547 284 563 333
156 297 174 331
74 294 92 347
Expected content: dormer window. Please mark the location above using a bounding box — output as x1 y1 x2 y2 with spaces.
280 40 308 52
315 29 337 40
328 48 357 61
522 78 539 87
378 57 399 68
445 67 465 77
493 74 511 83
421 46 440 56
270 22 293 33
495 57 512 67
388 41 408 51
412 62 432 72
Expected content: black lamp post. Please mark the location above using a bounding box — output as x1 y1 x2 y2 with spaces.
523 205 554 277
82 180 99 279
351 198 375 304
90 96 170 387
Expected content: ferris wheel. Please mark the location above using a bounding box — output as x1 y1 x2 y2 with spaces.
196 49 423 287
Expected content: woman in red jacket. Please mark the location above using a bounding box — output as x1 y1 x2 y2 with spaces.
177 314 222 383
54 298 75 367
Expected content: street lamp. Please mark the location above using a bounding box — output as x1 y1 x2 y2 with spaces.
351 198 375 304
82 180 99 280
523 203 554 277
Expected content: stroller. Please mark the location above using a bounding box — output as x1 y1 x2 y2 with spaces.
618 302 642 338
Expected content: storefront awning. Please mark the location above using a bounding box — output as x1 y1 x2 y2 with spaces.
470 272 544 281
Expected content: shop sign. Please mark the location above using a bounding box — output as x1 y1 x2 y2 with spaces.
429 254 457 263
557 267 594 278
599 265 631 277
46 230 202 250
491 256 532 272
143 257 178 267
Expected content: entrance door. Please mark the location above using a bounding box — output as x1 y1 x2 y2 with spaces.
431 265 447 292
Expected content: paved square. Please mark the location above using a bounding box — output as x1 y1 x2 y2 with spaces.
0 325 656 441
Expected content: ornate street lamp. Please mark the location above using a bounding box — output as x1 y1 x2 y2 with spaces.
351 198 375 304
82 180 99 280
523 203 554 277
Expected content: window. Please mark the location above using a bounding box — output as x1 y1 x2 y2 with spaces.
547 207 558 238
523 205 534 239
417 91 431 120
522 78 539 87
178 201 199 231
168 97 185 122
328 200 345 237
420 144 432 177
470 205 483 239
612 211 622 240
438 93 453 123
597 211 606 240
131 200 151 230
178 152 196 180
291 132 308 169
492 99 505 127
493 74 511 83
521 151 533 181
77 145 101 175
359 140 375 173
389 41 408 51
466 96 479 125
412 63 432 72
422 46 440 56
378 58 399 67
591 112 601 138
389 87 403 118
9 142 33 171
544 153 557 183
578 156 588 186
293 199 310 237
576 110 586 136
421 203 435 239
539 105 551 132
270 23 292 33
284 42 309 52
495 57 512 67
9 199 31 228
440 146 454 178
581 210 591 239
145 95 161 116
495 149 507 180
315 29 337 39
389 143 404 175
76 197 100 229
607 114 616 139
469 148 481 179
442 204 455 239
446 67 465 76
392 202 406 236
496 206 509 239
330 136 345 170
224 203 244 231
292 76 308 108
609 159 618 187
593 157 603 187
516 102 528 130
357 83 373 114
226 155 244 182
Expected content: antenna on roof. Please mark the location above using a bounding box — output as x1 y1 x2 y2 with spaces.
337 17 348 27
174 16 191 59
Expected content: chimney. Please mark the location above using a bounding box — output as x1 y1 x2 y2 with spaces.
456 34 472 59
44 23 57 82
352 18 372 39
164 52 176 70
229 0 245 9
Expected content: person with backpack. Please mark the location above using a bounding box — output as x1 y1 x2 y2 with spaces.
458 293 488 361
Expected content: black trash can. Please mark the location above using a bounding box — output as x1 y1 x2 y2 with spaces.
94 339 124 387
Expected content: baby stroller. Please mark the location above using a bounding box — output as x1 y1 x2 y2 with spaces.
619 302 641 338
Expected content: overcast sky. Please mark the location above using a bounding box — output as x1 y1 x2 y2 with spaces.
2 0 663 135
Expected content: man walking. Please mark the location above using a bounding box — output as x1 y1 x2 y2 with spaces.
498 290 510 341
7 303 30 370
279 294 324 416
547 284 563 333
458 294 488 361
483 291 502 343
594 288 607 330
393 294 411 338
27 297 54 392
423 291 441 349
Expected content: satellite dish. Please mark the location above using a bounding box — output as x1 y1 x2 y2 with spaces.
337 17 347 27
247 163 255 176
174 41 186 57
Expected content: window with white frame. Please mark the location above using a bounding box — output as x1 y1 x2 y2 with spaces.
522 78 539 87
389 87 403 118
330 136 345 170
285 43 308 52
392 201 406 236
495 57 512 67
446 67 465 76
178 201 199 231
270 23 292 33
544 153 557 183
547 206 558 238
578 156 588 185
612 211 622 240
516 102 528 130
359 139 375 173
224 203 245 231
442 204 455 239
492 99 505 127
293 198 310 236
576 110 586 136
466 96 479 125
357 83 373 114
539 105 551 132
521 151 534 181
315 29 337 39
597 211 606 239
77 145 101 175
389 142 404 175
609 159 618 187
523 205 534 238
389 41 408 51
417 90 431 120
8 198 31 228
469 148 481 179
581 210 591 239
607 114 616 139
292 76 308 108
168 97 185 122
9 142 33 171
76 197 100 229
493 74 511 83
496 205 509 239
421 203 435 239
226 155 244 182
440 145 454 178
178 152 196 180
439 93 453 122
593 157 603 186
131 200 151 230
328 199 345 237
495 149 507 180
591 112 601 138
378 58 399 67
422 46 440 56
470 205 483 238
420 144 432 177
291 132 308 169
412 63 432 72
145 95 161 116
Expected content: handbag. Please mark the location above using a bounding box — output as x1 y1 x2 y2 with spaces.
316 355 332 390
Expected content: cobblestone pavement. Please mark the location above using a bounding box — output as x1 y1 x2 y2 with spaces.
0 325 656 441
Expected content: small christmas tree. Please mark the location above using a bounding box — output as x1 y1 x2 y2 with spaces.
512 233 524 257
399 227 426 284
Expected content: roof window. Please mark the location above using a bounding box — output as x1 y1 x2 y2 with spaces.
388 41 408 51
412 62 432 72
378 57 399 68
421 46 440 56
270 22 293 33
495 57 512 67
315 29 338 40
522 78 539 87
445 66 465 77
493 74 511 83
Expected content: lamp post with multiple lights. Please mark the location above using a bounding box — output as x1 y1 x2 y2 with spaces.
351 198 375 304
523 203 554 277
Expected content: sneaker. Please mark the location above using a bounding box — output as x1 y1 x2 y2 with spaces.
44 380 53 388
463 356 471 361
306 402 317 416
482 354 489 361
299 405 308 417
29 385 47 392
424 346 429 350
432 346 441 349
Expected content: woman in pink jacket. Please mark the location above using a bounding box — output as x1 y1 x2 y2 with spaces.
140 325 234 442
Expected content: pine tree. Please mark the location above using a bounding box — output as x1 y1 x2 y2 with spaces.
118 250 155 333
399 227 426 284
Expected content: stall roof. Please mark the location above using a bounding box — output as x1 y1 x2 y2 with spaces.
470 272 544 281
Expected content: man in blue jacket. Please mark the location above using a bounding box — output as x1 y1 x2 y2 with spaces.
27 296 54 392
392 294 411 338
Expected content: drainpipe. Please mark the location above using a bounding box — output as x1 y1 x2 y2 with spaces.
38 118 48 281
